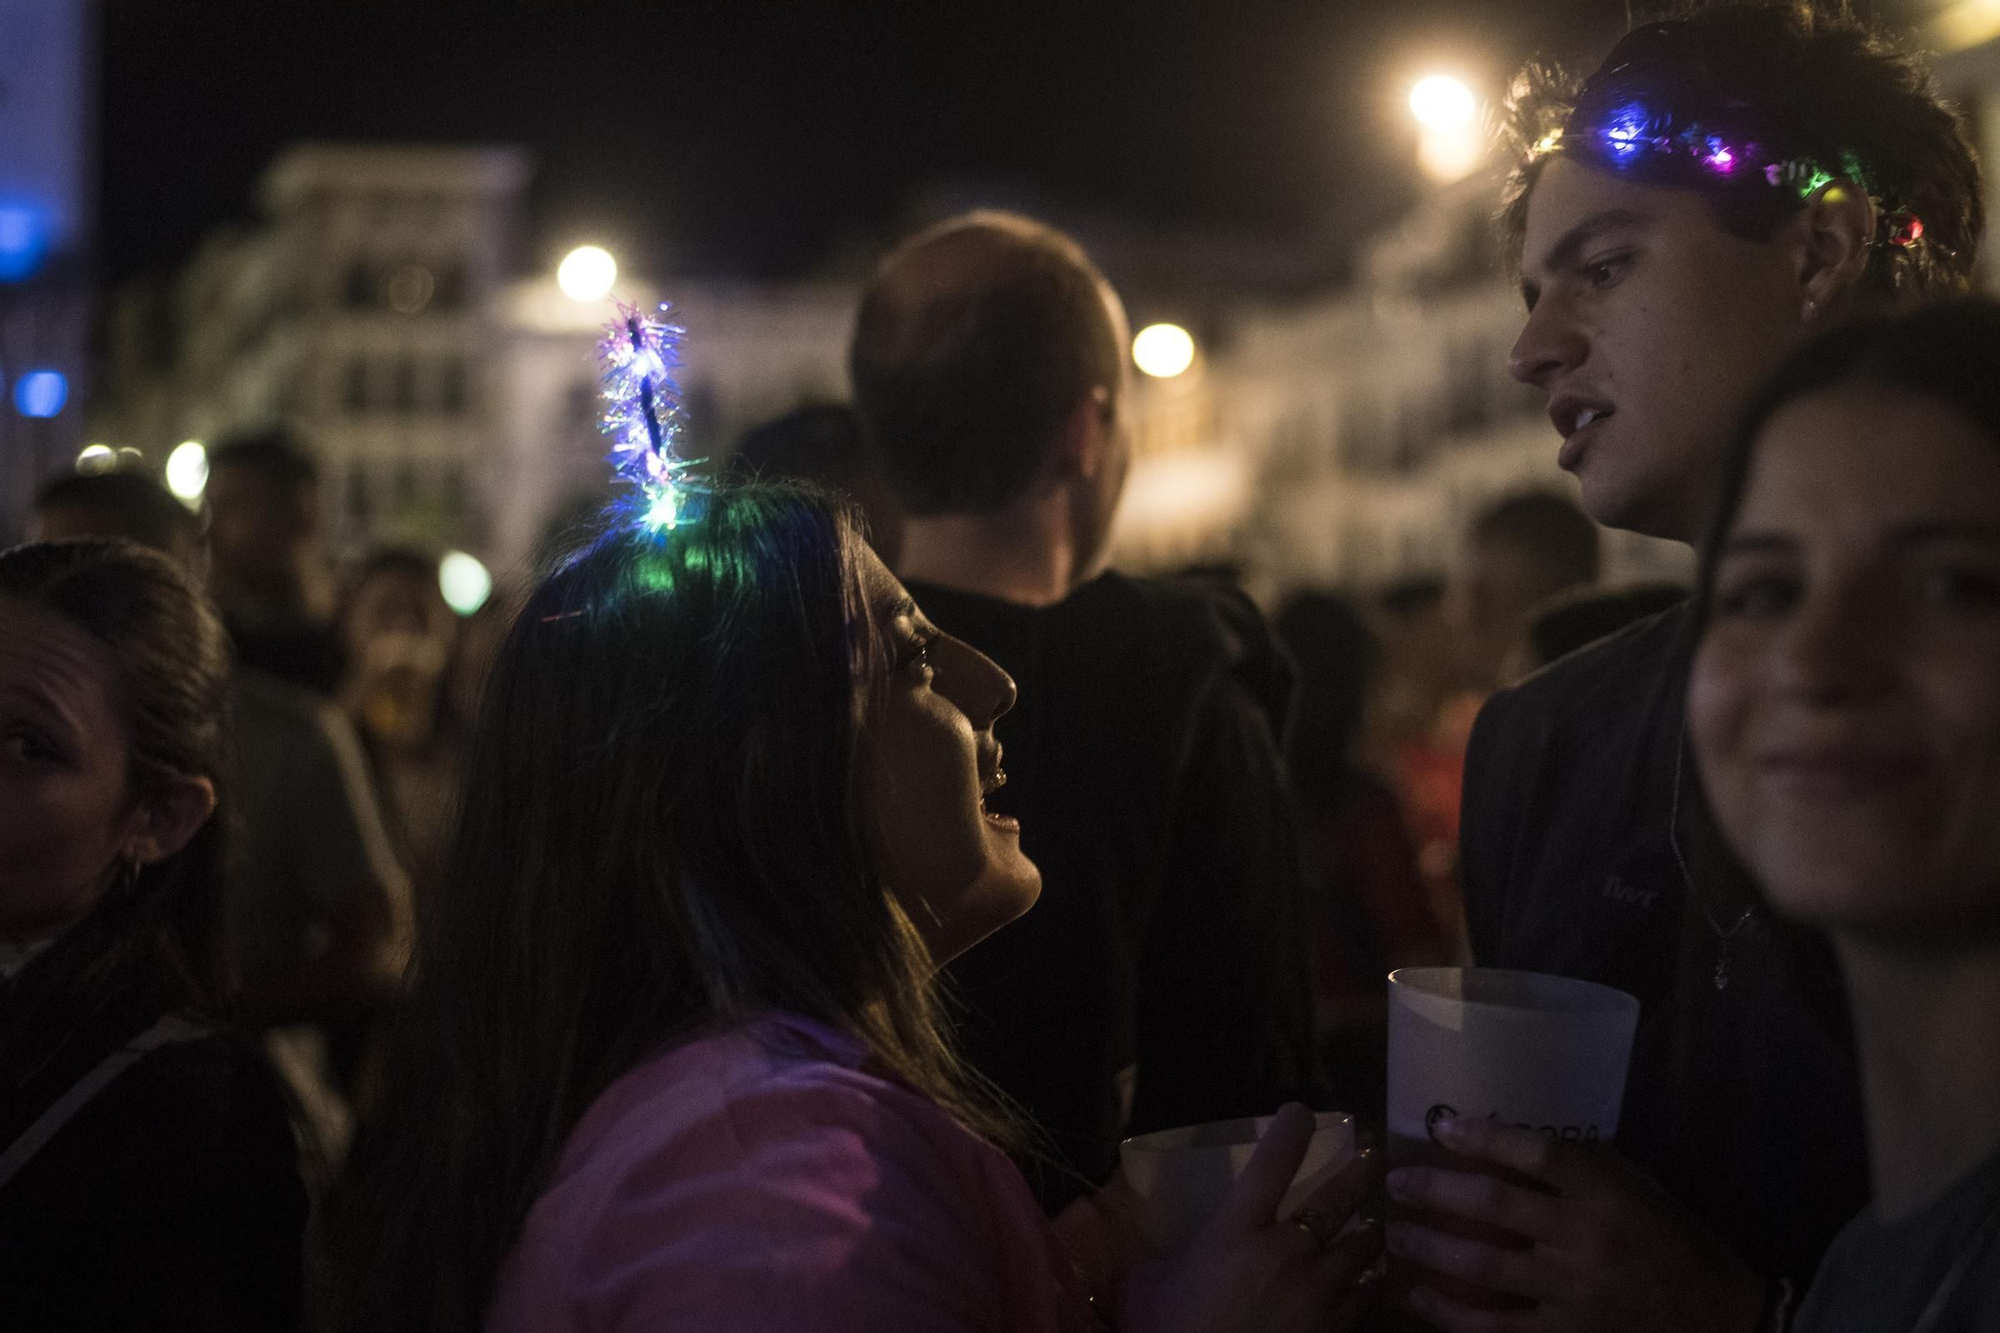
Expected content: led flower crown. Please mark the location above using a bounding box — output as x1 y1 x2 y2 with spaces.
597 300 700 533
1526 24 1927 249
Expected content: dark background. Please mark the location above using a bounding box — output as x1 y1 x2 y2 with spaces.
99 0 1671 287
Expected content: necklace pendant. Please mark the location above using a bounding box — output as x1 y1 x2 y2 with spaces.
1714 958 1731 990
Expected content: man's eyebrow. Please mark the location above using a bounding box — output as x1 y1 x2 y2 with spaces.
1521 208 1655 307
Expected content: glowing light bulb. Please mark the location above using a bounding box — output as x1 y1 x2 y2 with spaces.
1410 76 1476 129
644 489 680 531
166 440 209 505
1132 323 1196 379
557 246 618 302
13 370 67 418
438 551 494 616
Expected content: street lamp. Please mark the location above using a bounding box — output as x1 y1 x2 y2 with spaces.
166 440 209 507
1133 323 1197 379
439 550 494 616
557 245 618 302
1410 74 1485 184
1409 75 1475 128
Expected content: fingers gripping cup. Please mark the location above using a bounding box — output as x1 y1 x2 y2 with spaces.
1385 967 1640 1310
1119 1112 1355 1256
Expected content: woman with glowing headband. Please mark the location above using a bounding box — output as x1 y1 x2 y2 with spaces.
326 304 1382 1332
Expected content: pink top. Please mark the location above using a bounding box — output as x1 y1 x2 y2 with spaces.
487 1013 1101 1333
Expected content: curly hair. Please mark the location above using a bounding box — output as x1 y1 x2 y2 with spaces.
1498 3 1982 304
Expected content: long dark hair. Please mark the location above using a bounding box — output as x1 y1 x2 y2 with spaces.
329 485 995 1332
1698 298 2000 593
0 539 233 1059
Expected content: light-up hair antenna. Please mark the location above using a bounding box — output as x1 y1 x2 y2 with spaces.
597 300 697 532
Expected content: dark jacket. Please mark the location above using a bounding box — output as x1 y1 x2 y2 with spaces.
1459 605 1868 1289
0 985 307 1329
911 571 1317 1212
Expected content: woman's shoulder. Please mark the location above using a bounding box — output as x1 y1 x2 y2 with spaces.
557 1013 994 1188
494 1014 1074 1333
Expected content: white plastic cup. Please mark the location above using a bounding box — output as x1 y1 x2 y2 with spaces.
1386 966 1640 1150
1118 1111 1355 1256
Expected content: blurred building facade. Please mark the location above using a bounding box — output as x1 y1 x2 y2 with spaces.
100 144 529 555
94 143 861 579
0 0 93 545
84 8 2000 590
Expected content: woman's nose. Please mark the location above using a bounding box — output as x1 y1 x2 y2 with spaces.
941 636 1016 730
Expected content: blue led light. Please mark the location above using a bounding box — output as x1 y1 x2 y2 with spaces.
0 204 50 283
14 370 69 419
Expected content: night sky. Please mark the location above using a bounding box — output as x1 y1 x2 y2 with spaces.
100 0 1649 289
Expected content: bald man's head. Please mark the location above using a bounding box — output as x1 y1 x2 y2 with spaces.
849 211 1127 517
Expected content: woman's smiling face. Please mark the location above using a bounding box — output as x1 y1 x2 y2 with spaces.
855 548 1039 965
1691 384 2000 947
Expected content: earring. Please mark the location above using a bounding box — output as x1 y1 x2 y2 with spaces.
1803 298 1818 323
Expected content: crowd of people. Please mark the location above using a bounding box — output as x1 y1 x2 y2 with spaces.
3 3 1999 1330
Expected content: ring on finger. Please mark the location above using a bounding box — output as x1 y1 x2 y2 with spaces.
1289 1208 1342 1250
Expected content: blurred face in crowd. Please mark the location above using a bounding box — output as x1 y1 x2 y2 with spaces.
1068 284 1135 582
344 563 457 669
857 548 1039 963
1510 159 1811 542
344 562 458 746
1691 385 2000 948
1451 537 1561 690
0 599 211 942
206 465 318 599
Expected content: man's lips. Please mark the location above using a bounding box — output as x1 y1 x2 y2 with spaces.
1549 392 1616 438
1550 393 1615 472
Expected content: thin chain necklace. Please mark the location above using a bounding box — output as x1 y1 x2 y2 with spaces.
1669 734 1757 990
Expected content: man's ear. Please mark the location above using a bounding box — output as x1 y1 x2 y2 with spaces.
121 775 218 866
1795 181 1877 315
1054 386 1116 480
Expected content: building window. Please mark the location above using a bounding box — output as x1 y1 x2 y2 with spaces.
441 464 468 518
566 380 598 427
1444 341 1490 434
343 359 370 415
392 358 419 414
342 262 374 310
432 261 467 311
439 358 468 414
346 464 371 526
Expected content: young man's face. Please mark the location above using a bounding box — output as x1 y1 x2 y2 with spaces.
1510 157 1808 543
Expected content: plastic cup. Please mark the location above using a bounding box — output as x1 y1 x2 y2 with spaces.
1386 966 1640 1147
1118 1111 1355 1256
1384 967 1640 1312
